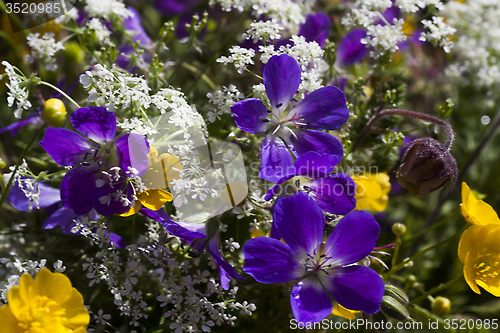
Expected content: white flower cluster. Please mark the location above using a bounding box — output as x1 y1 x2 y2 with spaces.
1 61 32 118
211 0 313 32
361 18 407 57
396 0 443 13
86 18 112 43
206 85 244 123
443 0 500 90
242 20 284 43
118 117 159 136
54 7 79 24
84 0 131 19
3 160 42 211
25 32 65 71
419 16 456 53
217 46 256 74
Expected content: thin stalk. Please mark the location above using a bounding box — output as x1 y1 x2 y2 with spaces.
0 125 47 209
412 272 464 303
352 109 454 152
39 81 81 108
385 224 468 279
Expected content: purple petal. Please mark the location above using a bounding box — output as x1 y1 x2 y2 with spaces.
293 151 341 178
8 180 61 211
116 45 135 70
290 279 332 325
242 237 303 283
299 13 330 48
324 211 380 266
381 6 400 25
108 232 127 249
125 7 152 45
71 107 117 143
207 237 244 286
336 29 369 67
92 178 134 216
40 127 91 166
60 166 97 215
154 0 200 16
43 206 77 233
264 55 301 112
231 99 270 133
259 135 294 183
308 174 356 215
115 133 150 176
0 113 43 136
274 192 324 255
326 265 384 314
284 129 344 158
139 207 206 241
290 86 349 131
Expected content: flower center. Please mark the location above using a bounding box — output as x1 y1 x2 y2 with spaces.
304 246 333 278
474 255 500 284
17 295 66 332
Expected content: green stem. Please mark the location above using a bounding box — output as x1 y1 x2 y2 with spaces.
385 224 469 279
413 272 464 303
406 209 460 243
0 125 47 209
391 235 402 270
39 81 81 109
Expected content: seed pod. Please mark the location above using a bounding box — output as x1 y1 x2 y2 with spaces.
380 295 412 321
385 285 410 307
41 98 67 128
396 137 457 198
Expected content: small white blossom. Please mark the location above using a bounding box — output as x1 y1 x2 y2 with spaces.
87 18 112 42
419 16 456 53
26 32 65 71
242 20 284 43
217 46 256 74
85 0 131 19
1 61 32 118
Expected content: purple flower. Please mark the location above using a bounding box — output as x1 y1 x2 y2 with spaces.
231 54 349 182
8 179 126 248
40 107 149 216
336 29 369 67
298 13 331 49
243 192 384 324
264 151 356 215
141 208 244 289
116 8 153 69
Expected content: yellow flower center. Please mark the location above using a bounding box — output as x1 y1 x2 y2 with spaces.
474 255 500 282
17 295 67 332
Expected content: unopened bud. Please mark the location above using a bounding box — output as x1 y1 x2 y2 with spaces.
385 285 410 307
392 223 407 236
42 98 66 128
396 138 457 198
432 296 451 316
0 158 5 169
380 295 412 321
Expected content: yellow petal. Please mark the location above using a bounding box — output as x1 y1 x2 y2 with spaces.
7 273 32 320
33 268 73 305
61 288 90 329
331 303 359 319
251 229 266 238
0 305 21 333
463 252 481 295
138 189 173 210
352 173 390 212
471 200 500 226
117 200 142 217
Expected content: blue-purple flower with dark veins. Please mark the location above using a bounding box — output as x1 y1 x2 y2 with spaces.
231 54 349 182
243 192 384 325
40 106 149 216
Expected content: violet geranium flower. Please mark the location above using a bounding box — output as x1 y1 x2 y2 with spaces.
231 54 349 182
243 192 384 325
40 106 149 216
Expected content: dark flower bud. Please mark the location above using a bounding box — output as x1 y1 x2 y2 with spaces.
396 137 457 198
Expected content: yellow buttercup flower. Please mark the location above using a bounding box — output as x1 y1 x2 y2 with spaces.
351 173 391 212
0 269 89 333
120 146 182 216
331 303 359 319
458 223 500 296
460 182 500 225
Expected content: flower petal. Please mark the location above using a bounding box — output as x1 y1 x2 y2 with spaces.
60 166 96 216
33 269 73 305
92 179 133 217
336 29 369 67
8 180 61 212
299 13 330 48
71 107 117 143
207 237 244 290
290 279 333 326
139 207 206 241
284 129 343 158
259 135 294 183
115 133 150 176
61 288 90 329
0 305 20 333
326 265 384 314
125 7 152 45
290 86 349 131
42 206 77 234
40 127 91 166
308 174 356 215
293 151 341 178
324 211 380 267
274 192 325 255
242 236 303 283
231 98 270 133
138 189 173 210
264 54 301 112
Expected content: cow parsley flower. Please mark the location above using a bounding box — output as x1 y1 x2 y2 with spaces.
231 54 349 182
85 0 131 19
243 192 384 325
242 20 284 43
1 61 32 118
25 32 65 71
0 269 90 332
